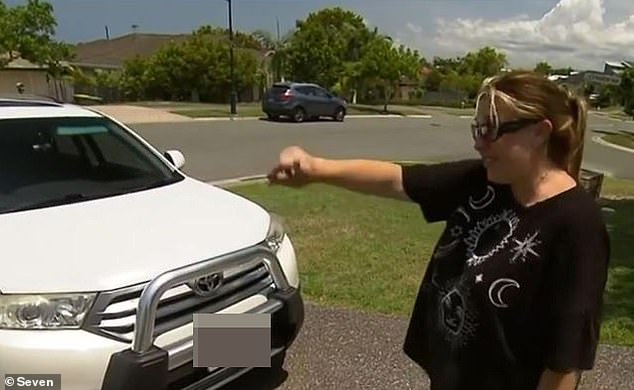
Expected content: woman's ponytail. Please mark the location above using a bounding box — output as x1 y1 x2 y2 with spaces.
567 95 588 182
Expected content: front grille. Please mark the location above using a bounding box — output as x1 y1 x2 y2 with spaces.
82 259 273 343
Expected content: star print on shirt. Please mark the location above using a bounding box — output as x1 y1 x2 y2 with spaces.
450 226 463 238
510 231 541 264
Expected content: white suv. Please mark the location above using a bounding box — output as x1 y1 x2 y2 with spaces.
0 97 304 390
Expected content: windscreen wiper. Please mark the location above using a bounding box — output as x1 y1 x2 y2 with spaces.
132 176 181 192
1 193 110 214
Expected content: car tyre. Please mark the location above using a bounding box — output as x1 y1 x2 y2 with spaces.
292 107 306 123
271 350 286 372
333 106 346 122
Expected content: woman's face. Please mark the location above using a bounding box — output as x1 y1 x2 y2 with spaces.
472 95 547 184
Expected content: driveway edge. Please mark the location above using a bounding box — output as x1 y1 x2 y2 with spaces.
593 135 634 155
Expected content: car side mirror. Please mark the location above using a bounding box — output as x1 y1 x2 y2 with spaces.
164 150 185 169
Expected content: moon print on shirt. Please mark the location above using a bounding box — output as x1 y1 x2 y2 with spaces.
488 278 520 308
456 206 471 223
510 231 542 264
468 185 496 210
433 275 479 349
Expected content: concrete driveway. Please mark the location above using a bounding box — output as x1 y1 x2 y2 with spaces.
91 104 194 123
221 302 633 389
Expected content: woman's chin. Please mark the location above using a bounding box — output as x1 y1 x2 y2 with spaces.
485 165 510 184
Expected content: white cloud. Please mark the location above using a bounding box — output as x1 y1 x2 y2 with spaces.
403 0 634 70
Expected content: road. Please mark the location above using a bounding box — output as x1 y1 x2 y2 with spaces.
128 113 634 183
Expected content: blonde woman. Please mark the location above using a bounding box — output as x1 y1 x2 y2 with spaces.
267 71 610 390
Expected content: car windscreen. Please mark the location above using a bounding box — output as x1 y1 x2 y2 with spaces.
0 116 184 214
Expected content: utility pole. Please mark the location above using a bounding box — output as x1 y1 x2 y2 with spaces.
226 0 237 115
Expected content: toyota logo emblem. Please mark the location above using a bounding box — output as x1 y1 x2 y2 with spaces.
187 272 224 297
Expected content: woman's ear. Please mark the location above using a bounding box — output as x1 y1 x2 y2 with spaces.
533 119 552 147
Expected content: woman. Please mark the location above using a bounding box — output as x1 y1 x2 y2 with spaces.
267 71 610 390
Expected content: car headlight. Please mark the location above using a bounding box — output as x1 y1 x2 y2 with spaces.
0 293 96 329
265 212 286 252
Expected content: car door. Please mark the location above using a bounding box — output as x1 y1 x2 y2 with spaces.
311 87 335 116
295 86 320 117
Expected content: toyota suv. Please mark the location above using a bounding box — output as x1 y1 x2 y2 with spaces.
0 96 304 390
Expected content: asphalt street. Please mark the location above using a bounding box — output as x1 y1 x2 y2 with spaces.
128 112 634 183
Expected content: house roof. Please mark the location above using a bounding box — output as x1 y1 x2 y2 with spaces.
4 57 46 70
71 33 190 68
71 32 269 69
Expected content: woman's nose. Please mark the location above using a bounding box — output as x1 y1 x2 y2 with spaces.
473 136 487 152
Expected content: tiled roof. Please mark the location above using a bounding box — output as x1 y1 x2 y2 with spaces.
71 33 190 68
71 32 269 69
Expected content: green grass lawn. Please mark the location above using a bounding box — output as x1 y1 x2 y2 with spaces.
420 105 475 116
603 132 634 150
608 112 633 121
167 103 428 118
227 174 634 346
171 104 264 118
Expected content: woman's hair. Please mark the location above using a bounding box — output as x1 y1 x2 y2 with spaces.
475 70 588 180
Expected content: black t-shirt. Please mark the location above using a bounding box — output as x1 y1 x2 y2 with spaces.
400 159 611 390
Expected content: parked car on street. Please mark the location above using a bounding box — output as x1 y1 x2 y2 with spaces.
262 82 347 122
0 96 304 390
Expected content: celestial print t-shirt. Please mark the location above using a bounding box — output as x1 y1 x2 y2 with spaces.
400 159 610 390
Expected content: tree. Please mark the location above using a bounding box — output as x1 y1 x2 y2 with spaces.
284 7 371 89
120 56 150 101
597 84 621 108
620 67 634 116
252 28 294 85
439 71 482 98
534 61 553 75
459 47 508 78
423 69 443 92
193 25 263 50
121 27 259 103
552 67 574 75
432 56 463 74
359 37 421 111
0 0 72 68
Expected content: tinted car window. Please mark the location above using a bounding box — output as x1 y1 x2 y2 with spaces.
0 116 183 214
314 88 329 98
294 86 312 95
269 85 290 95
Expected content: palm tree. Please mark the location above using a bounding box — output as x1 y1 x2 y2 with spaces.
251 28 294 86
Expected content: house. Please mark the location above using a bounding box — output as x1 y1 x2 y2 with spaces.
71 33 190 71
70 32 269 103
550 60 626 96
0 56 74 101
603 60 631 75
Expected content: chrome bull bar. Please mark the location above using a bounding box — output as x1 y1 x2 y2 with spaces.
131 243 291 354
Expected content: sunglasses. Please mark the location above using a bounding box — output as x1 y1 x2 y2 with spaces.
471 118 542 142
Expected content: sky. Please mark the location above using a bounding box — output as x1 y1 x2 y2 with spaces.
6 0 634 72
